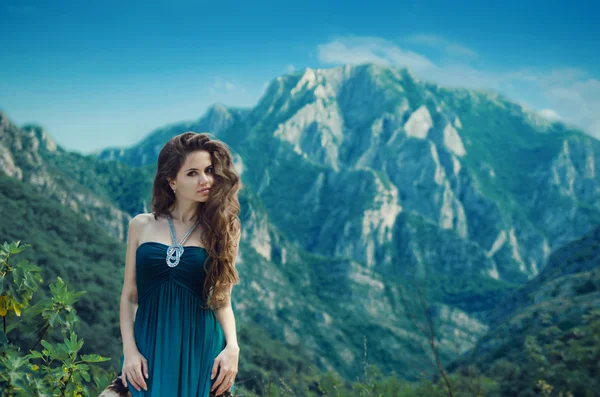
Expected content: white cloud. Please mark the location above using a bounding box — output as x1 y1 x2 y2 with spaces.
317 35 434 71
537 74 600 137
404 33 478 58
316 35 600 139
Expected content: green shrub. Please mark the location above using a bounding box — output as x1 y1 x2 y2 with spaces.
0 241 114 396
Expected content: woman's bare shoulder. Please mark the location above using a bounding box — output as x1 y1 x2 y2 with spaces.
131 213 158 226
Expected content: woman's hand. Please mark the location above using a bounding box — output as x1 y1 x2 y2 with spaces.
122 349 149 392
210 345 239 395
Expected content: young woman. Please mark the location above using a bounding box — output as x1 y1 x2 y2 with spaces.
104 132 241 396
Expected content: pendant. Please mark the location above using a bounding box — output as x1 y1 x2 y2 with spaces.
166 244 185 267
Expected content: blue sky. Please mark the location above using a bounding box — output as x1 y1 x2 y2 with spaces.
1 0 598 154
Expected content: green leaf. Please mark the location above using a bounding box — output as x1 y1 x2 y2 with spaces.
27 350 44 359
64 330 84 354
40 340 57 358
80 368 91 382
47 311 60 327
80 354 110 363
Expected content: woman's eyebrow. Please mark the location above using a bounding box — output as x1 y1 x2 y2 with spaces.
185 166 212 171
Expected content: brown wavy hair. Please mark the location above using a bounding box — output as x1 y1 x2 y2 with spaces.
150 131 242 310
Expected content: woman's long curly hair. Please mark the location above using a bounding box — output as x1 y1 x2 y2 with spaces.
150 131 241 310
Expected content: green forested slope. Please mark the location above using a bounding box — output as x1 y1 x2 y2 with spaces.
450 225 600 397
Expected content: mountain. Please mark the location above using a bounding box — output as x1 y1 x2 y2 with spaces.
3 62 600 384
450 224 600 396
0 112 154 239
95 103 250 167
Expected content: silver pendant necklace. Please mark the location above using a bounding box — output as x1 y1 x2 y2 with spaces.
166 214 200 268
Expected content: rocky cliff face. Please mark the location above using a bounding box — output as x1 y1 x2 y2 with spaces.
0 113 132 239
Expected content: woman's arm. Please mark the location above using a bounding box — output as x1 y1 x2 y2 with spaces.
213 226 241 350
120 215 142 354
213 292 238 350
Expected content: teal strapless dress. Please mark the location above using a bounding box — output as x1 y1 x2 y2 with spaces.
119 242 236 396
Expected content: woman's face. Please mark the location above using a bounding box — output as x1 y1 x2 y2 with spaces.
169 150 214 203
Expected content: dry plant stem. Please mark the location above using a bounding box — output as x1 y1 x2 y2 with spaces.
409 271 454 397
398 284 439 375
32 323 51 351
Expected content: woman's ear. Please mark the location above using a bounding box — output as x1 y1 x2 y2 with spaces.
167 177 174 190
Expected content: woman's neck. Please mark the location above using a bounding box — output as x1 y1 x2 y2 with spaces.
168 203 199 223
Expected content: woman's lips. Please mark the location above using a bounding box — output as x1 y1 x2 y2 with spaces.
198 188 210 193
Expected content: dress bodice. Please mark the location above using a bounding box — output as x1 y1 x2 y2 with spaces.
135 241 210 306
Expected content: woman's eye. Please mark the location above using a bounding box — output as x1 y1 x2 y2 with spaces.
188 169 211 176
